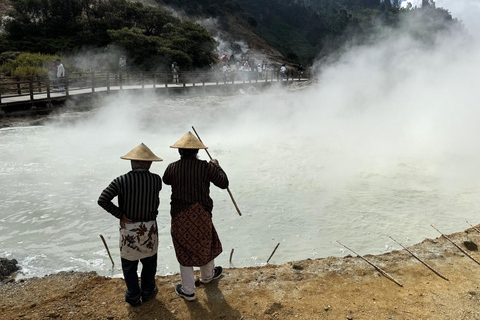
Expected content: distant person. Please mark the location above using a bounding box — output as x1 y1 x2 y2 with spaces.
56 59 65 91
280 64 286 80
222 64 228 82
172 61 179 83
163 132 229 302
98 143 163 307
119 55 127 69
257 63 263 80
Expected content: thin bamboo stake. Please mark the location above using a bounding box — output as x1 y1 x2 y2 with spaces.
431 225 480 266
229 249 234 264
337 241 403 287
267 243 280 264
389 236 449 281
466 221 480 234
100 234 114 266
191 126 242 216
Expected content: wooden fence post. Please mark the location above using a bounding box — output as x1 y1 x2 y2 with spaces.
37 76 42 92
29 78 34 101
91 71 96 93
107 72 110 91
65 76 69 96
46 78 51 98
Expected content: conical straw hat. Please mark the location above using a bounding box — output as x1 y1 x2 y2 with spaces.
170 132 208 149
120 143 163 161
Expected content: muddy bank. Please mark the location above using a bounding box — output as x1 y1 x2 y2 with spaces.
2 227 480 319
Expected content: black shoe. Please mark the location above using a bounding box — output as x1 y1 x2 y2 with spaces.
175 284 196 301
142 286 158 303
201 266 223 284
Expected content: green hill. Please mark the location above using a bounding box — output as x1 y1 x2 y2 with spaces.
0 0 464 73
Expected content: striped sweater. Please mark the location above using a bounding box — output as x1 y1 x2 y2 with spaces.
98 169 162 222
163 157 229 216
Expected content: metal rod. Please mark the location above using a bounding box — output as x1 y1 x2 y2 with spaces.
431 225 480 266
191 126 242 216
267 243 280 264
466 221 480 234
389 236 449 281
337 241 403 287
99 234 114 266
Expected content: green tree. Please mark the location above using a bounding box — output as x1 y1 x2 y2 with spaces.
2 0 218 70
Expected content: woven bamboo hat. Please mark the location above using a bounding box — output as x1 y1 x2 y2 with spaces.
170 132 208 149
120 143 163 161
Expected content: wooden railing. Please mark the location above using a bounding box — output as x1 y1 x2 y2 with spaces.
0 69 309 105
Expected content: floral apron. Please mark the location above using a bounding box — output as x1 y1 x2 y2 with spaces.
119 220 158 261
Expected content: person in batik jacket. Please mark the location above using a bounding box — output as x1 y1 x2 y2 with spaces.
98 143 163 307
163 132 229 301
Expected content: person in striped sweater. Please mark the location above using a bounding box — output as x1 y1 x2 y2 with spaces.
98 143 163 307
163 132 229 301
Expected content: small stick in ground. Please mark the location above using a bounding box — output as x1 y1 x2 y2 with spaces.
466 221 480 234
337 241 403 287
431 225 480 266
230 248 234 264
267 243 280 264
99 234 114 266
389 236 449 281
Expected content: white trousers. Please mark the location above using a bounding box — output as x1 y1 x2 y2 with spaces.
179 260 215 294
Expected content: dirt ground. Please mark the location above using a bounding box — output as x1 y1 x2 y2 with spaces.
2 227 480 320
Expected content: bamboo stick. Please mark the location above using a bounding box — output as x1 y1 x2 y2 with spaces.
431 225 480 266
267 243 280 264
230 248 234 264
389 236 449 281
337 241 403 287
191 126 242 216
466 221 480 234
99 234 114 266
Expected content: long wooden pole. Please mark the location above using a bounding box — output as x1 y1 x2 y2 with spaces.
337 241 403 287
389 236 449 281
466 221 480 234
191 126 242 216
99 234 114 266
431 225 480 266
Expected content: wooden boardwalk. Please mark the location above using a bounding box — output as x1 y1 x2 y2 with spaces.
0 71 309 114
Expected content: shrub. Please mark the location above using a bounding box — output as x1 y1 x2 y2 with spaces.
0 52 59 77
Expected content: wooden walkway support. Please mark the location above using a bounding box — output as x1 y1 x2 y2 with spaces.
0 70 310 114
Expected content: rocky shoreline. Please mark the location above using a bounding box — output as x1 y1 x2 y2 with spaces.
2 226 480 319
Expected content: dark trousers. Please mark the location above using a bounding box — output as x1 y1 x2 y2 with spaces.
121 254 157 304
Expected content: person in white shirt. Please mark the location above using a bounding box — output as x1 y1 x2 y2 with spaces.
56 59 65 91
280 64 286 80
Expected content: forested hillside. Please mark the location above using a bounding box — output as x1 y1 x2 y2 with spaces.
0 0 464 75
159 0 462 63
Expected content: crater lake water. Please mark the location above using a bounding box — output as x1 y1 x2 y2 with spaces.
2 78 480 279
